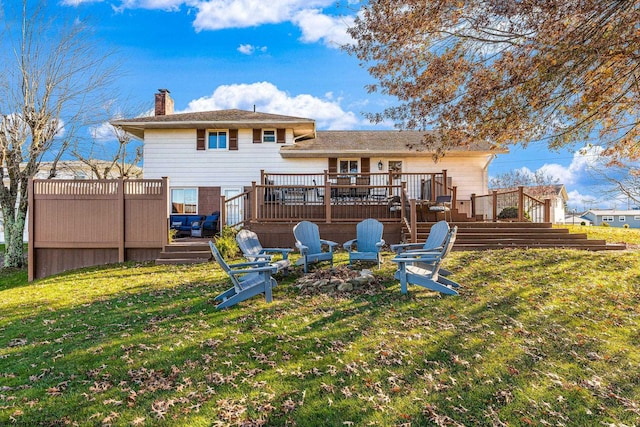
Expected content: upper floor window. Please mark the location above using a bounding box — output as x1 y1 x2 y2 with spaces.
208 130 227 150
339 159 359 174
263 129 276 143
602 216 614 222
619 216 626 222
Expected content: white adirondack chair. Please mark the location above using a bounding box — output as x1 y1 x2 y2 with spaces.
236 229 292 274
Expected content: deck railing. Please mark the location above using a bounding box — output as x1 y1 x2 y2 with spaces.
261 170 453 201
220 169 457 229
220 190 250 229
471 186 551 222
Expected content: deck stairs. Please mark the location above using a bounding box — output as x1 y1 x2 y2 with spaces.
155 240 212 265
156 222 627 265
407 222 627 251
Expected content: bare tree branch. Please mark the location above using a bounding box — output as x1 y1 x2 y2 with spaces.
0 0 119 268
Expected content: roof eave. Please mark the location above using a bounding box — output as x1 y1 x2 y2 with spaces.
112 120 315 138
280 148 507 158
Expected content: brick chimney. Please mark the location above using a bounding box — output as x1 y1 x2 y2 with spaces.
154 89 174 116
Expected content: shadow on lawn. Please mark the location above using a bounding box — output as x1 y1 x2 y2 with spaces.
2 250 640 426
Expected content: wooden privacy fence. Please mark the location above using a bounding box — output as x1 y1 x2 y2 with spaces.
28 178 169 281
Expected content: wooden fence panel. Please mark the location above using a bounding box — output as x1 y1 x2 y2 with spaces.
28 178 169 281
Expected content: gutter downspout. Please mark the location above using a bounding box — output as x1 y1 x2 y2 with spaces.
482 154 496 193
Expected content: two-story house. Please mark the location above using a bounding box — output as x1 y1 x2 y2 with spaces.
112 89 506 224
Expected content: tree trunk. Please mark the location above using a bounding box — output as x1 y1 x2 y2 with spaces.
3 208 27 269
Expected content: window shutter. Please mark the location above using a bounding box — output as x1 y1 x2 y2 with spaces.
277 128 286 144
361 158 370 173
253 129 262 143
197 129 205 150
229 129 238 151
328 158 337 173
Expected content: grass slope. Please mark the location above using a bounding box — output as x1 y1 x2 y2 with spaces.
1 247 639 426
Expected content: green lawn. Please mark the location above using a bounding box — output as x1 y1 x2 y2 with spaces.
1 241 639 426
559 224 640 246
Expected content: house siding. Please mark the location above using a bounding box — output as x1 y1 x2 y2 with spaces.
143 128 308 188
551 197 564 223
397 156 488 216
143 129 492 217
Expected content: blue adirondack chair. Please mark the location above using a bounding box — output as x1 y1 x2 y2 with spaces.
208 241 278 309
343 218 385 268
390 220 450 255
392 226 460 295
293 221 338 273
236 229 292 274
390 220 452 277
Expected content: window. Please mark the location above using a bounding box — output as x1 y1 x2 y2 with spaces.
619 216 626 222
634 216 640 220
263 129 276 143
208 130 227 149
339 159 359 174
602 216 614 222
171 189 197 214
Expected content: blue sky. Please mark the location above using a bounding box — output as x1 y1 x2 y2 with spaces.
42 0 629 211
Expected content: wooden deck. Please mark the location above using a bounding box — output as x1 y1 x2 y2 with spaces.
156 222 627 264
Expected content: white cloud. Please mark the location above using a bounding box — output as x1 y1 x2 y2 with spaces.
70 0 354 48
518 145 618 210
60 0 104 5
237 44 267 55
292 9 354 48
91 121 116 141
537 146 604 185
192 0 333 31
112 0 184 12
184 82 361 129
566 189 600 211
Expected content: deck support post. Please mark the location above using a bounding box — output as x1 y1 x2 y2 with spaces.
544 199 551 223
518 186 525 221
251 181 258 222
409 199 417 243
324 179 331 223
492 191 498 222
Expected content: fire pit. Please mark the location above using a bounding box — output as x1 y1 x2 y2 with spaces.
295 266 385 296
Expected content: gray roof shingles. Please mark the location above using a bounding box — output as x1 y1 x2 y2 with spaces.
280 130 502 156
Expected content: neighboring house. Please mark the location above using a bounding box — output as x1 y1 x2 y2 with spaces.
529 184 568 224
2 161 142 182
582 209 640 228
112 89 507 220
564 214 592 226
33 160 143 180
